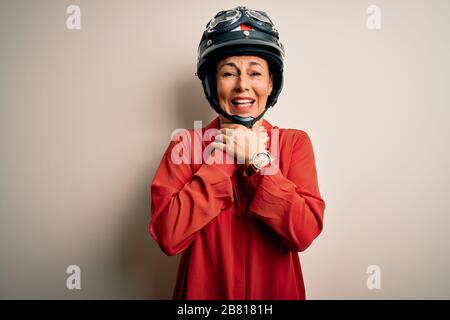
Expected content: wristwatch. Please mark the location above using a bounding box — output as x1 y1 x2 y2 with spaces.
244 151 273 176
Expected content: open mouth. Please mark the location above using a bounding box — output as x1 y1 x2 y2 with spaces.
231 98 255 109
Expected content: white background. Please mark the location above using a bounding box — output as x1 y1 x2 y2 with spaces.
0 0 449 299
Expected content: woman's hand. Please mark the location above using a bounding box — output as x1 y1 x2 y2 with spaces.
211 123 269 165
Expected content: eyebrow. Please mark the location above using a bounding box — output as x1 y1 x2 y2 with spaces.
218 61 262 69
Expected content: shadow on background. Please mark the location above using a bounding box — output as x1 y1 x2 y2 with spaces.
117 71 216 299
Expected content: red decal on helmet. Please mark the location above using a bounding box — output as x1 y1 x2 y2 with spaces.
240 24 253 30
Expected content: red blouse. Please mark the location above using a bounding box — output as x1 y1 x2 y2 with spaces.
150 117 326 299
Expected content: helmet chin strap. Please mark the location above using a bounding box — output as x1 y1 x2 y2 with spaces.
215 103 270 129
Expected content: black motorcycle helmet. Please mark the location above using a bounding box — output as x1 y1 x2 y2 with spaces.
196 6 285 128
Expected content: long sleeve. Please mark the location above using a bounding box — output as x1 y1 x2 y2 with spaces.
150 134 238 256
248 130 326 252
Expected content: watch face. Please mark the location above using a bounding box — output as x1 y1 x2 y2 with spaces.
254 153 271 169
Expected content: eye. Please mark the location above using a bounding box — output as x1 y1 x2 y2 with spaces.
222 72 235 77
251 72 261 76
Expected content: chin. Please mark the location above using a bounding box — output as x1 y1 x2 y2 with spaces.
230 107 258 117
231 113 255 119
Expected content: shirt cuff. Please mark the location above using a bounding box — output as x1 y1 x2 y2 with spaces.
204 149 238 177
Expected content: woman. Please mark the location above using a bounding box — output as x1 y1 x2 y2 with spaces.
150 6 326 300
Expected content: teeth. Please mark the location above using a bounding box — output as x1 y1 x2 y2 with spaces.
233 99 254 104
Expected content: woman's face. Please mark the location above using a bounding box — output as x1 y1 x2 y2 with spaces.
216 55 273 119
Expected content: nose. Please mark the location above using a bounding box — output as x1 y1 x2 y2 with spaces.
235 74 250 92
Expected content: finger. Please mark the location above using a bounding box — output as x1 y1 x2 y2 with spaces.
220 124 236 131
223 128 236 136
217 128 233 136
210 142 226 152
216 133 232 145
214 134 224 143
256 133 268 142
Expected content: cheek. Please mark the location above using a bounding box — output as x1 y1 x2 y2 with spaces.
254 78 272 95
255 84 271 98
216 80 230 98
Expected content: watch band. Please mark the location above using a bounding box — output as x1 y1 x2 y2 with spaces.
243 162 259 177
243 152 272 177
